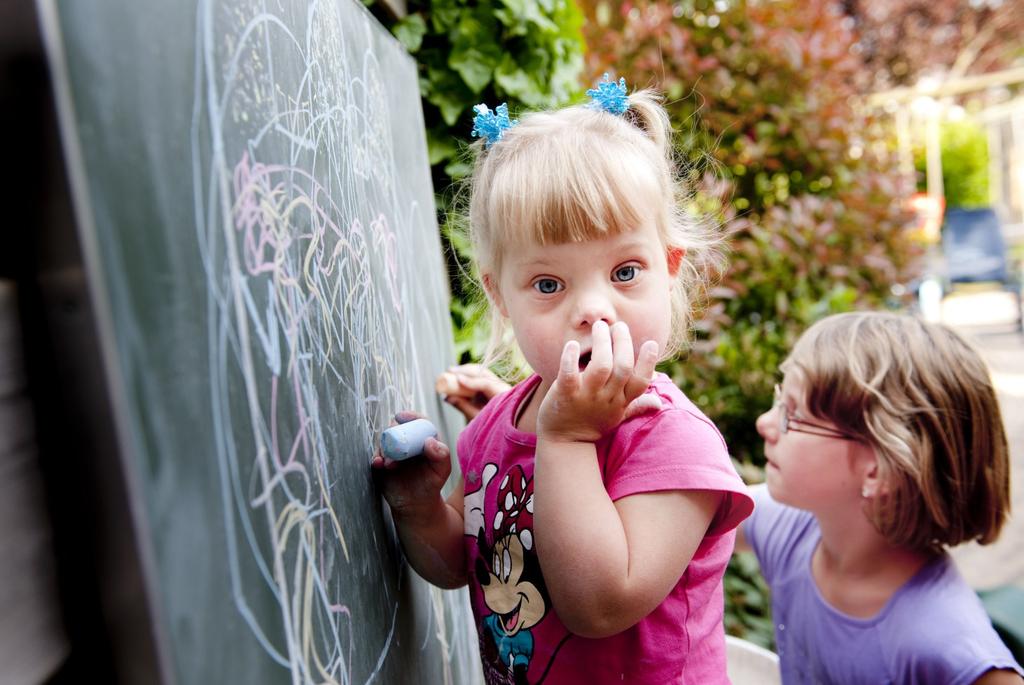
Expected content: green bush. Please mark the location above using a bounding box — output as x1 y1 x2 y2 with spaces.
369 0 585 202
914 119 990 209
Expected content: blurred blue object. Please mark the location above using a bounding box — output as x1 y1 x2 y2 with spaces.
939 207 1022 332
943 208 1012 283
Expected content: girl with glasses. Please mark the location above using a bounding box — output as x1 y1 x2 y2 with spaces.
737 311 1022 684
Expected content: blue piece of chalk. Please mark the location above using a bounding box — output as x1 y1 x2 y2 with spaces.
381 419 438 461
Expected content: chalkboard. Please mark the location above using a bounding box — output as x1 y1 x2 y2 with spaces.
36 0 480 682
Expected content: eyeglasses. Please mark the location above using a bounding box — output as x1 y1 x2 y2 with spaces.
773 384 857 441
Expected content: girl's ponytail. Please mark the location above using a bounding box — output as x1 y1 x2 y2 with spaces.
624 90 673 159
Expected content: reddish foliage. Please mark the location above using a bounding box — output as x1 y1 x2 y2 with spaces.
845 0 1024 89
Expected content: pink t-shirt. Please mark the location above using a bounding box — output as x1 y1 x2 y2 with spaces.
457 373 754 684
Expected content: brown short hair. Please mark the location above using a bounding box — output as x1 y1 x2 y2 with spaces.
781 311 1011 554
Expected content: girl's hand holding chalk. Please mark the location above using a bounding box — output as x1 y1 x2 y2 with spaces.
380 418 438 461
371 412 453 521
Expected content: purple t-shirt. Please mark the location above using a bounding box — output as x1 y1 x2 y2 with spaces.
743 487 1024 685
457 373 754 684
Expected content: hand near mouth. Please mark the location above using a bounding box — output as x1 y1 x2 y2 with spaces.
537 320 660 443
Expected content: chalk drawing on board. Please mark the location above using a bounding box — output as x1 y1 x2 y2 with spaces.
190 1 477 682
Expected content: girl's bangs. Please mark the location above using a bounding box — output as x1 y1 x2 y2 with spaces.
487 139 663 248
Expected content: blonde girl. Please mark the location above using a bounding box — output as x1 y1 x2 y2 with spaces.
374 77 752 684
739 312 1023 684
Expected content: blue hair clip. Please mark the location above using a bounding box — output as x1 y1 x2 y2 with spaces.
586 73 629 115
471 103 518 149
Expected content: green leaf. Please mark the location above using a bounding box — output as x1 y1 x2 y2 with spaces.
498 0 558 33
548 51 584 102
449 46 497 93
427 129 457 166
428 0 461 32
434 92 467 127
424 67 471 126
450 53 494 93
494 8 527 35
494 58 547 105
392 13 426 53
443 159 472 180
499 0 528 19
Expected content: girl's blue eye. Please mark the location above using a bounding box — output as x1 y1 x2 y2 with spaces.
613 265 638 282
533 278 561 294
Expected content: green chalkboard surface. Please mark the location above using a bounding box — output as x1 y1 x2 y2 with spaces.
37 0 480 682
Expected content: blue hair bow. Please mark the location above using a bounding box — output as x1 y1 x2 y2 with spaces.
586 73 629 115
471 103 518 149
